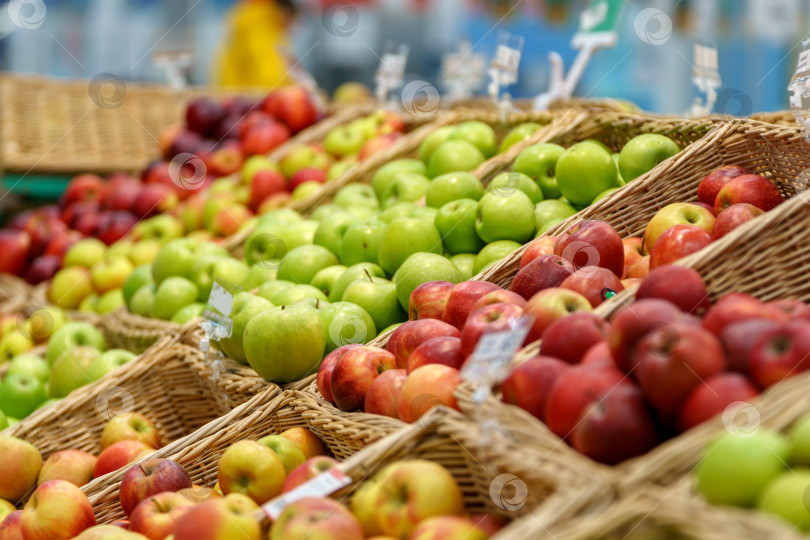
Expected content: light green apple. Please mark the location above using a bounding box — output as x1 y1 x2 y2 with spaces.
95 289 125 314
46 322 105 367
372 159 428 200
6 354 49 383
380 173 430 209
78 294 98 313
318 301 377 353
87 349 137 381
0 331 33 364
171 302 206 324
105 240 131 260
0 373 46 418
258 435 307 474
291 181 323 201
393 253 463 310
123 265 153 306
309 204 345 222
485 172 543 203
425 172 484 209
345 205 377 221
313 212 359 257
324 125 366 157
63 238 106 268
342 277 404 335
271 284 328 307
327 157 357 181
534 199 578 235
450 253 476 280
612 152 625 185
418 126 456 164
0 410 7 430
475 191 536 244
128 239 162 267
333 184 379 212
151 277 199 320
556 142 620 207
409 206 437 221
756 470 810 531
129 284 156 318
434 199 485 255
151 239 228 284
219 292 275 364
242 155 280 183
790 413 810 466
48 346 99 398
452 121 497 158
258 208 302 226
241 264 278 291
133 214 183 244
513 142 565 199
473 240 522 275
257 280 296 303
330 263 386 303
498 122 543 153
191 257 249 301
427 140 486 178
592 187 621 204
378 202 417 224
378 218 443 275
618 134 680 182
339 220 387 266
280 145 331 179
582 138 612 153
310 265 348 299
243 304 326 383
277 245 340 285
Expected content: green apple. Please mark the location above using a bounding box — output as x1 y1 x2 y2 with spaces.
171 302 206 324
87 349 137 381
0 373 46 418
327 157 357 181
409 206 437 221
242 155 279 183
644 202 716 249
123 265 153 306
380 173 430 209
330 263 386 303
427 140 485 178
789 413 810 466
434 199 485 255
280 145 331 179
271 284 328 307
151 239 228 284
474 240 522 274
128 239 162 267
334 184 379 212
241 264 278 291
475 191 536 243
246 220 319 266
310 204 345 222
258 435 307 474
450 253 476 280
277 245 339 285
534 199 578 235
0 331 33 364
220 292 275 364
592 187 620 204
393 253 463 310
48 346 99 398
259 208 302 226
291 181 323 201
324 125 366 157
63 238 106 268
191 257 249 301
513 143 565 199
78 294 98 313
372 159 428 200
342 277 404 335
95 289 125 314
133 214 183 244
46 322 105 367
129 284 156 317
106 240 131 260
257 280 296 303
318 301 377 353
380 323 403 335
7 354 49 383
0 410 7 430
696 430 788 506
556 141 620 208
310 265 347 299
378 202 417 224
378 218 443 275
151 277 199 320
452 121 497 158
618 134 680 182
486 172 543 203
339 220 387 266
612 153 625 185
243 304 326 383
498 122 543 153
756 470 810 531
345 205 377 221
425 171 484 209
582 138 611 153
313 212 359 257
418 126 456 164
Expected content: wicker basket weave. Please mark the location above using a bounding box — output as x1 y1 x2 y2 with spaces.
751 110 798 127
0 274 29 314
95 308 180 354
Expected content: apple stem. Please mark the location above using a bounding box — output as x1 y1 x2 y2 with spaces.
139 464 149 475
316 299 320 309
363 269 373 282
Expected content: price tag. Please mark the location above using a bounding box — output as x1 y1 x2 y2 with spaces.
789 39 810 139
692 43 720 87
262 468 352 521
441 40 485 99
375 43 409 103
573 0 623 49
208 282 234 317
461 315 532 387
798 50 810 77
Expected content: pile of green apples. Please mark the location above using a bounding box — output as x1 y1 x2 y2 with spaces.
0 319 136 426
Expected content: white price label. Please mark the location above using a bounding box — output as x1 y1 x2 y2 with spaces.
694 45 718 71
208 282 234 317
797 50 810 76
378 53 407 83
461 316 532 386
493 44 521 74
262 468 352 521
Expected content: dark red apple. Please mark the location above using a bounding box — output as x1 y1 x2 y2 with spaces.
406 336 464 372
509 254 574 300
608 299 686 373
749 320 810 388
408 281 454 321
714 174 783 213
119 459 192 517
185 98 225 136
133 183 178 218
386 319 461 369
711 203 764 240
106 179 143 211
553 220 624 278
25 255 61 284
720 318 781 374
96 211 138 245
459 302 526 360
501 356 569 422
442 281 501 330
0 229 31 275
697 165 750 206
678 373 759 432
702 293 788 336
635 265 710 316
271 87 318 133
649 225 712 270
539 312 609 364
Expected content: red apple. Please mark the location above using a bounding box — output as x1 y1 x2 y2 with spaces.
409 281 455 321
471 289 527 311
519 236 557 268
581 341 618 369
690 201 717 216
634 323 726 418
442 281 501 330
501 356 569 422
635 265 710 316
386 319 461 369
185 98 225 136
24 214 68 258
248 170 287 211
407 337 464 372
397 364 461 423
608 299 686 372
317 345 360 404
133 183 178 218
61 174 107 208
678 373 759 432
749 320 810 388
770 298 810 321
119 459 192 516
212 113 244 141
622 237 646 273
241 122 290 155
100 412 161 452
210 204 253 238
524 287 592 343
649 224 712 269
469 514 507 536
281 456 340 493
539 312 609 365
364 368 407 418
37 450 97 487
627 256 650 279
96 211 138 245
330 345 396 411
0 511 22 540
61 200 100 226
697 165 750 206
43 229 82 260
702 293 789 336
25 255 61 285
21 480 96 539
554 220 624 278
509 254 574 300
271 87 319 133
720 318 781 374
359 133 401 160
208 146 244 177
0 230 31 275
289 168 327 191
94 440 155 478
459 302 525 360
560 266 624 308
714 174 783 213
711 203 764 239
129 491 194 540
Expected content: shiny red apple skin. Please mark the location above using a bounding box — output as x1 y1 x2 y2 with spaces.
519 236 557 269
581 341 618 369
408 281 454 321
119 459 192 517
608 299 686 373
364 369 407 418
711 203 764 240
635 266 710 316
560 267 624 308
622 237 646 273
539 312 609 365
697 165 750 206
649 225 712 270
471 289 527 312
407 337 464 373
701 293 789 336
769 299 810 321
627 256 650 279
0 230 31 275
720 319 781 374
316 345 361 404
714 174 783 213
459 302 525 360
509 254 574 300
553 220 624 278
330 346 396 411
248 170 287 211
386 319 461 369
678 373 759 432
442 281 501 330
749 320 810 388
501 356 568 422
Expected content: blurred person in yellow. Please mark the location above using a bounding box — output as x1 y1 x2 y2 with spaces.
215 0 297 87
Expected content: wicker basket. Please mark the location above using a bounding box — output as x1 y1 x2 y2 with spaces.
95 308 180 354
0 73 272 175
0 274 29 314
751 110 798 127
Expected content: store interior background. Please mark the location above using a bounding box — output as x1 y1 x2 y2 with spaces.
0 0 803 114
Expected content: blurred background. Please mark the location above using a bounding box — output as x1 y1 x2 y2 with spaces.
0 0 804 114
